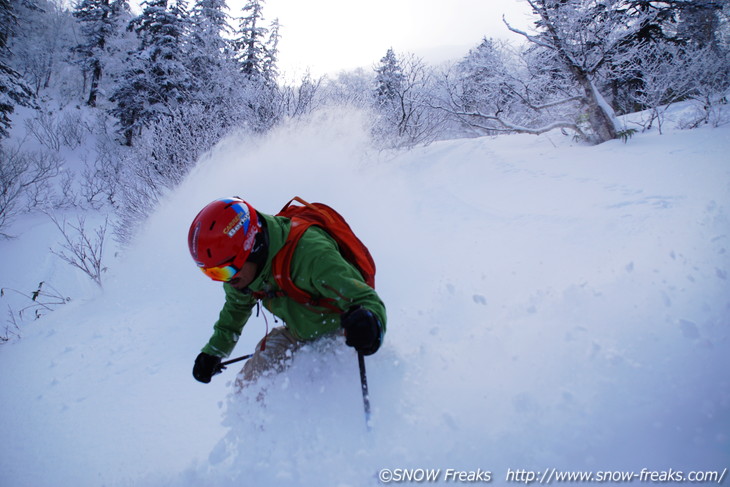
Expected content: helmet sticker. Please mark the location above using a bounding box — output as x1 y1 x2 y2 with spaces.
242 221 258 250
223 205 250 238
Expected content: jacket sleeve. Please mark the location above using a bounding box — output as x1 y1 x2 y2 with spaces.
292 227 387 333
201 283 256 358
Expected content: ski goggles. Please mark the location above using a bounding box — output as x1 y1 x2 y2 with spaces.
200 260 241 282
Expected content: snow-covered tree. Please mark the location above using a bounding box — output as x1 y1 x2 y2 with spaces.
1 145 62 237
261 17 280 84
455 39 522 123
605 0 728 114
374 48 403 108
110 0 193 145
276 71 322 118
665 0 725 49
372 49 444 147
137 0 191 102
229 0 280 131
190 0 229 46
7 0 76 97
108 65 146 146
439 40 510 136
679 43 730 128
73 0 129 107
320 68 373 108
0 0 34 138
504 0 661 143
0 0 14 51
612 42 694 132
187 0 230 82
232 0 268 79
436 39 586 139
186 0 249 129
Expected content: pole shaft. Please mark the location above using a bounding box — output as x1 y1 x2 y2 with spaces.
219 353 254 368
358 352 371 430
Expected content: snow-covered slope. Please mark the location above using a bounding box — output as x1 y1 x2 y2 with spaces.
1 108 728 486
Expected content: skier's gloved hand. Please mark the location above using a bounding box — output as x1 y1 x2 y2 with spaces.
193 352 222 383
341 306 383 356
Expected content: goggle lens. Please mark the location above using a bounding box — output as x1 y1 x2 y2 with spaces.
200 263 240 282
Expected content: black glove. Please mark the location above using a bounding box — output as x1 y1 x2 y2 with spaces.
193 352 222 383
341 306 383 356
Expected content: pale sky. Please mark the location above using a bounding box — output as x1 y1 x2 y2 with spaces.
234 0 534 78
128 0 535 78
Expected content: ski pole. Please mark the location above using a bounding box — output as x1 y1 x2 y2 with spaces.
214 353 254 374
358 352 372 431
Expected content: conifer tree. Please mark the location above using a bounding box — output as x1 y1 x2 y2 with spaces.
456 38 514 114
110 0 192 145
0 0 34 139
261 17 280 84
373 48 439 147
73 0 129 107
186 0 245 136
188 0 230 82
233 0 268 79
230 0 280 131
374 48 403 108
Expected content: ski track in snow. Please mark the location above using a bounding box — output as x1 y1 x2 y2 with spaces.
1 107 729 486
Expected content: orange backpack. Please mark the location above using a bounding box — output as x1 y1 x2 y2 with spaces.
261 197 376 312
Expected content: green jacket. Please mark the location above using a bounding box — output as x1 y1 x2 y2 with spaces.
202 212 387 358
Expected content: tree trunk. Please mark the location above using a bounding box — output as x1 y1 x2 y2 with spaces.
87 59 102 107
573 69 618 143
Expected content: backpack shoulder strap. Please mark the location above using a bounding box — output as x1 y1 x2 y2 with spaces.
270 212 320 307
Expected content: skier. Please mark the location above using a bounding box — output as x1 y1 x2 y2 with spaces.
188 197 387 388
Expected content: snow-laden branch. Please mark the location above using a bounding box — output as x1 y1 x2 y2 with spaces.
448 107 587 139
519 94 584 112
502 15 554 51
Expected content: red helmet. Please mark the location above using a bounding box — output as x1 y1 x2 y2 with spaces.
188 197 261 281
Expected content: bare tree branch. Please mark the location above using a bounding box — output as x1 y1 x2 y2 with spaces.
48 213 108 287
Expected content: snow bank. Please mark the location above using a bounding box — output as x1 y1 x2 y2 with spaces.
1 108 728 486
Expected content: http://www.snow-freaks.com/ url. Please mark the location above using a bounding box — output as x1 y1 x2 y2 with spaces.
377 467 728 484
